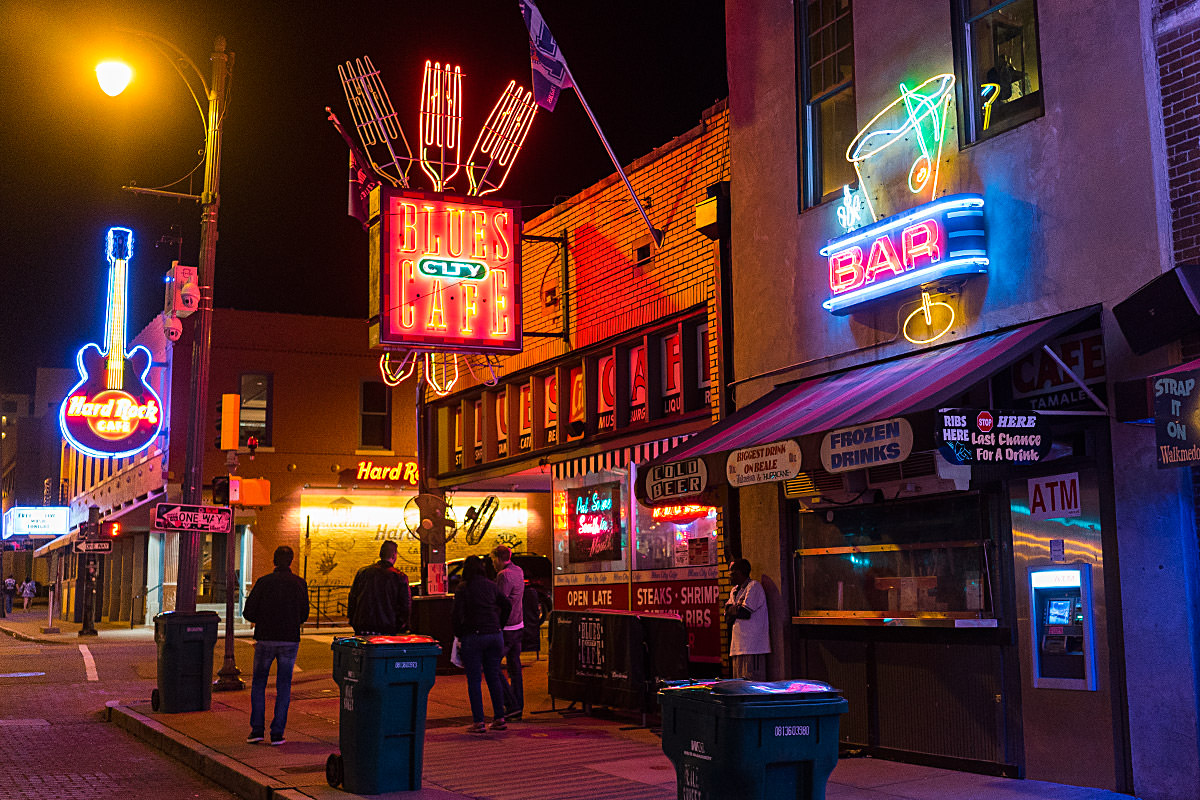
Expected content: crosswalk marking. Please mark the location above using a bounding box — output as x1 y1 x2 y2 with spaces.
79 644 99 681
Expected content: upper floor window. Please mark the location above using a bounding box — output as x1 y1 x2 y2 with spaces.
954 0 1044 143
239 373 272 447
798 0 857 208
361 381 391 450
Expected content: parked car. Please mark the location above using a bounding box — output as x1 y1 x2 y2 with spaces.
445 552 553 624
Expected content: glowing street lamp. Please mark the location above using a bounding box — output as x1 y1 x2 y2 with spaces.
96 31 239 689
95 61 133 96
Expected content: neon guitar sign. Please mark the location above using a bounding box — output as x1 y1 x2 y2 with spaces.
60 227 163 458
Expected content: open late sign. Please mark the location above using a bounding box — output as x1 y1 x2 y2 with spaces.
370 188 522 353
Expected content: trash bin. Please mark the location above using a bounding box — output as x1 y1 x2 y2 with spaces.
660 679 848 800
410 595 458 673
151 610 219 713
327 634 442 794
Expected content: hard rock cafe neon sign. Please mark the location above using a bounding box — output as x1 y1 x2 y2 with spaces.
821 75 988 316
60 228 163 458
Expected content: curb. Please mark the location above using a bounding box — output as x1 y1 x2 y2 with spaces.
0 624 75 644
106 701 303 800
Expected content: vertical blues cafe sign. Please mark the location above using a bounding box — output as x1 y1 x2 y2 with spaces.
1155 369 1200 468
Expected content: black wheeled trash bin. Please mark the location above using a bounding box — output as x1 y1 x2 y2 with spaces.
660 679 847 800
151 610 219 713
326 634 442 794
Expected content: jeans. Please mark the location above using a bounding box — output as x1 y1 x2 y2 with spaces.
250 641 299 738
4 594 11 614
498 628 524 715
459 632 506 724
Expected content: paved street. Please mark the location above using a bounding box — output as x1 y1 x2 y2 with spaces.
0 606 236 800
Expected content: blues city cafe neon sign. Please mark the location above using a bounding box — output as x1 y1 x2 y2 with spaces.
821 194 988 314
60 228 163 458
371 188 522 353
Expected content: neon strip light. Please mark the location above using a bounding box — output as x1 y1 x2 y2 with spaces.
466 80 538 197
418 61 463 192
823 257 987 314
820 195 983 256
980 83 1000 131
902 291 956 345
1030 569 1082 589
846 74 956 221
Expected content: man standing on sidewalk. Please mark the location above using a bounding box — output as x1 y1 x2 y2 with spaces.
242 545 309 746
491 545 524 721
347 540 411 636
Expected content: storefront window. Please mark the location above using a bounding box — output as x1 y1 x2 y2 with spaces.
633 504 718 571
552 468 630 575
794 493 997 619
955 0 1044 143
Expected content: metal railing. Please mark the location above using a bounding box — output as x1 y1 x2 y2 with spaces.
308 584 352 628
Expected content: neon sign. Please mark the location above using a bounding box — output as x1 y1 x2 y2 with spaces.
650 505 713 523
371 188 522 352
820 194 987 315
60 228 164 458
566 482 621 563
903 291 956 344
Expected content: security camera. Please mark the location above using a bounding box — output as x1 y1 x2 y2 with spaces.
179 283 201 311
164 315 183 342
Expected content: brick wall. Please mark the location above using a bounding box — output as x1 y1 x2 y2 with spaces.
1158 5 1200 262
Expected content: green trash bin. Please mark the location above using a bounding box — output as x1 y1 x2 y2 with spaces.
327 634 441 794
151 611 219 713
660 679 848 800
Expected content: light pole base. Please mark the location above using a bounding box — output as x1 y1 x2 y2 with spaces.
41 627 60 634
78 629 98 637
213 663 244 691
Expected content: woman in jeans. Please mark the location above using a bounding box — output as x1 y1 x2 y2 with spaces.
452 555 511 733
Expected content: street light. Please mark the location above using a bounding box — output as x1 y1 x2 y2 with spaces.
97 32 239 687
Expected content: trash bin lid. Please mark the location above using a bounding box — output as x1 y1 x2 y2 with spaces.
333 634 438 646
709 679 840 699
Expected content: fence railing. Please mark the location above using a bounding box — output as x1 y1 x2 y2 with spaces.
308 584 352 628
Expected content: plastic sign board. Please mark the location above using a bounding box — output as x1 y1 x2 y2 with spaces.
153 503 233 534
60 227 164 458
2 507 68 539
1154 369 1200 468
370 188 522 353
821 194 987 315
725 440 803 487
820 418 913 473
1028 473 1081 521
643 459 708 504
937 409 1051 465
74 540 114 554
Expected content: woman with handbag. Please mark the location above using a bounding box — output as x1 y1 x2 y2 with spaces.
725 558 770 680
451 555 511 734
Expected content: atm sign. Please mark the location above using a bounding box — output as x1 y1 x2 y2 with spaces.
372 189 522 353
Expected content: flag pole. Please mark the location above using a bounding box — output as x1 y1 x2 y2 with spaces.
564 67 663 247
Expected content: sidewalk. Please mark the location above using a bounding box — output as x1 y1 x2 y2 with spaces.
1 614 1135 800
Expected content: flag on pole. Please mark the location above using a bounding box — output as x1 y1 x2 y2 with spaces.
520 0 574 111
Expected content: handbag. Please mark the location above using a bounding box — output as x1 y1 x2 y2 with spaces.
450 636 464 668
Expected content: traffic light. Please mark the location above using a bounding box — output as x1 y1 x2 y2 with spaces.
99 521 121 538
212 475 230 506
215 393 240 450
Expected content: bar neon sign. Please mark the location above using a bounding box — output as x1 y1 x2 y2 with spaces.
820 194 987 315
373 188 522 352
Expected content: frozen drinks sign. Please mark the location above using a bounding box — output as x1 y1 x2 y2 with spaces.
820 418 913 473
725 440 803 487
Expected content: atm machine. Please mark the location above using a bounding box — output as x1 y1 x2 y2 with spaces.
1027 564 1097 690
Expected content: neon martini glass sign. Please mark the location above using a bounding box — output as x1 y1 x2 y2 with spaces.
60 227 163 458
822 74 988 316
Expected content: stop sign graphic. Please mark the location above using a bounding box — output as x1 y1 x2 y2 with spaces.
976 411 994 433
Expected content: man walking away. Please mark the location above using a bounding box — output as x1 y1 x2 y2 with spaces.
725 558 770 680
491 546 524 721
242 546 309 745
347 540 412 636
3 574 17 615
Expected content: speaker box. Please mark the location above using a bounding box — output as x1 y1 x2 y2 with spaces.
1113 264 1200 355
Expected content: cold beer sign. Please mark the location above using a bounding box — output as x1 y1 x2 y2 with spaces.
370 188 522 353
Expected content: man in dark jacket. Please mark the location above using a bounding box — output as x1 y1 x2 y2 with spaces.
347 540 411 635
242 546 309 745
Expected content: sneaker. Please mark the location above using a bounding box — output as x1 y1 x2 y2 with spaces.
269 734 285 746
490 718 507 731
505 710 523 722
245 732 264 743
466 722 488 734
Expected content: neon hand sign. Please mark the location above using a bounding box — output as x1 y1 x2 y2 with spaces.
60 227 164 458
820 194 987 315
371 189 522 352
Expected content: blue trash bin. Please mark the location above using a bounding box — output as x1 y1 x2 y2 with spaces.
327 634 441 794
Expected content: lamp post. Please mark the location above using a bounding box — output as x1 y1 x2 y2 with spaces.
98 33 232 616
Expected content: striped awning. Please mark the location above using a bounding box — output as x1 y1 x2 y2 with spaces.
648 307 1097 465
552 435 694 480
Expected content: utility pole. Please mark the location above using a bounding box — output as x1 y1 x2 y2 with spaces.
79 505 99 637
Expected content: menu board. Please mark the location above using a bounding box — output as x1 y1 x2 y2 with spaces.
566 482 622 563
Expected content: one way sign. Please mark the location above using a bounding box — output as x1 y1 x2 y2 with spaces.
154 503 233 534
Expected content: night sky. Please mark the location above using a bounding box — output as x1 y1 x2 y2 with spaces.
0 1 727 393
